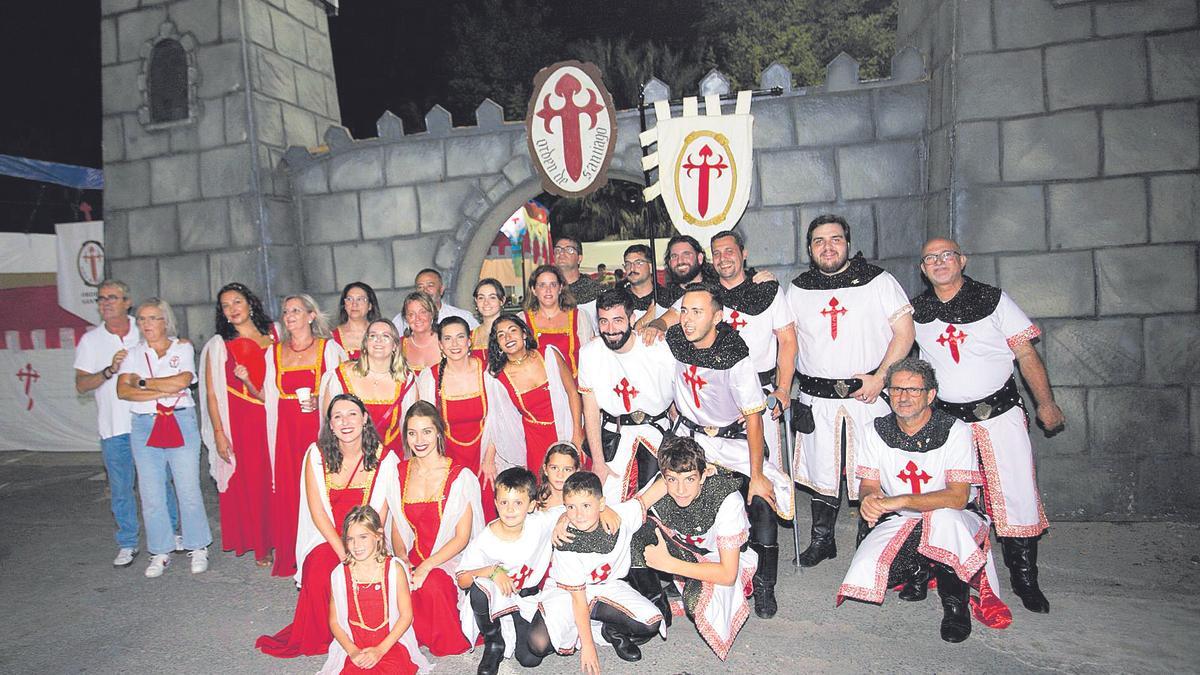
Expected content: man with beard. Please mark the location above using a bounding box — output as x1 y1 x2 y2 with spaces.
619 244 666 324
785 214 915 568
578 289 675 501
837 358 1011 644
912 237 1060 614
666 283 794 619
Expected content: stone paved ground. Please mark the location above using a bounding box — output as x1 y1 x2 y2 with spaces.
1 449 1197 674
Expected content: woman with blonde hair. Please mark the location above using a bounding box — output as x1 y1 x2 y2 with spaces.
398 291 440 373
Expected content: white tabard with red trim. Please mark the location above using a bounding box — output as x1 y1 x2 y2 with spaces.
455 510 555 659
539 499 666 653
785 271 912 499
578 336 675 498
914 288 1048 538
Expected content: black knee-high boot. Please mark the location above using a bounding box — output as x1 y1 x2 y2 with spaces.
626 566 671 627
933 562 972 643
747 495 779 619
797 496 838 567
591 601 660 662
1000 536 1049 613
468 585 505 675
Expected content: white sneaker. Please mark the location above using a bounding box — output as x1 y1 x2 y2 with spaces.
145 554 171 578
174 534 184 552
189 548 209 574
113 547 138 567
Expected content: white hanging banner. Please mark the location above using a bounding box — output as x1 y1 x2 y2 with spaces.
0 347 99 451
54 220 105 325
643 93 755 249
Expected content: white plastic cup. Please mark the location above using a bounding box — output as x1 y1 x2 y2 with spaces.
295 387 313 411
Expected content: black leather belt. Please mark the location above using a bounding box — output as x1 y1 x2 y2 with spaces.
797 372 863 399
935 376 1024 423
601 408 670 429
672 414 747 440
758 369 775 388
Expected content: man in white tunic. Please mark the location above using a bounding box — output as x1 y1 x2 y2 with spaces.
837 358 1011 644
912 237 1062 614
785 214 914 567
579 289 675 501
667 284 794 619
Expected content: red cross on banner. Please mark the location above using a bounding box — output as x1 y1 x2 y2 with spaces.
16 363 40 411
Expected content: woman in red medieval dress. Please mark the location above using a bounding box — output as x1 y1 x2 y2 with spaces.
469 277 506 365
398 292 440 374
522 265 595 379
331 282 381 361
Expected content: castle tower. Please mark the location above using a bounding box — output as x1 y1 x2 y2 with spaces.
100 0 340 340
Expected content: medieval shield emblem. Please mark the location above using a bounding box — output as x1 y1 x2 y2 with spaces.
525 61 618 198
643 92 754 248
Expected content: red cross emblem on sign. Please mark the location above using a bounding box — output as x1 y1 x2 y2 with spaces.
682 365 707 409
16 363 39 411
589 563 612 583
535 74 605 182
897 460 932 494
511 564 534 589
683 533 705 547
727 310 747 331
613 377 639 412
820 297 847 340
936 324 968 363
681 144 729 218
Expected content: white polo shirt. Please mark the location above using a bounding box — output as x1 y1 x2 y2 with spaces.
74 321 140 439
118 339 197 414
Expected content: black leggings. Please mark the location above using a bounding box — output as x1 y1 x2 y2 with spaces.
468 585 554 667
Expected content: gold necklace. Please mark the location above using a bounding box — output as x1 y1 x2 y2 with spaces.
349 563 390 631
509 350 530 366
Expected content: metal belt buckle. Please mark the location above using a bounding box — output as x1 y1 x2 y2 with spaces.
834 380 851 398
973 402 993 420
629 411 646 424
703 426 721 437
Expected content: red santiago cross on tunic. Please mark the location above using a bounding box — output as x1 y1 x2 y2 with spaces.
821 297 847 339
937 324 968 363
590 563 612 583
727 310 747 331
897 460 932 494
17 363 40 411
613 377 639 412
682 365 707 408
511 564 534 589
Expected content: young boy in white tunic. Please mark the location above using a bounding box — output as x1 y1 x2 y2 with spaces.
540 472 664 671
456 467 556 675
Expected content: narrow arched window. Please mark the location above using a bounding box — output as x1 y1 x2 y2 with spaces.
148 39 188 124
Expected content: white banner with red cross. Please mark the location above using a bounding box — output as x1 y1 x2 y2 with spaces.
55 220 105 324
642 92 755 249
0 346 98 451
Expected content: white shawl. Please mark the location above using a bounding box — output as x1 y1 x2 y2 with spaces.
375 452 484 572
484 345 575 471
265 339 347 488
198 335 235 492
318 558 433 675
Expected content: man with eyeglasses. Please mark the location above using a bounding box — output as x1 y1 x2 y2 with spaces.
785 214 915 569
74 279 179 567
619 244 664 324
554 235 603 323
391 268 478 334
836 358 1009 644
912 237 1061 614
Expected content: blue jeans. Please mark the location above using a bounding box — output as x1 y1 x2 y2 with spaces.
101 433 178 549
130 407 212 555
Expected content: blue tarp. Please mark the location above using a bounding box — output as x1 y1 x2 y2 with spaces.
0 154 104 190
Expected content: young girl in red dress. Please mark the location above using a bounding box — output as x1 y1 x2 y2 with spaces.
319 505 428 675
257 394 386 658
376 401 482 656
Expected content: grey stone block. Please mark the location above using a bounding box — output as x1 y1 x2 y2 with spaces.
102 116 124 163
1096 244 1198 314
117 6 166 63
101 18 118 65
256 50 296 104
875 197 926 258
391 236 439 289
446 133 512 177
179 199 231 251
1049 178 1148 249
751 100 795 150
219 0 241 41
483 175 511 203
1026 386 1087 457
760 62 792 92
1193 387 1200 455
874 84 927 138
1011 109 1098 181
1037 454 1130 518
169 0 221 45
282 103 318 147
150 154 201 204
928 127 949 192
385 139 445 185
699 69 731 96
109 257 159 303
196 41 248 101
1149 30 1200 100
994 0 1091 49
736 209 796 266
957 50 1044 120
1046 37 1147 110
1089 387 1189 454
360 186 419 239
425 105 453 135
304 28 333 75
323 77 340 120
1150 173 1200 243
955 186 1046 254
825 53 860 92
329 148 384 191
435 236 459 272
293 160 328 195
997 251 1095 317
1096 0 1197 36
418 180 477 233
876 257 924 298
263 196 295 245
799 203 877 261
269 6 307 63
890 46 924 82
323 125 353 150
196 97 225 149
302 192 360 244
285 0 317 27
642 77 670 104
127 204 179 256
102 0 138 17
252 95 284 147
376 111 405 139
300 245 335 294
759 149 837 205
224 93 247 144
159 253 211 305
1103 103 1200 175
838 142 921 200
333 242 392 290
501 156 533 186
791 91 872 146
200 145 251 198
105 212 131 260
102 62 142 114
474 99 504 129
243 0 273 48
228 195 258 247
123 114 171 160
105 161 151 210
293 67 327 120
1043 318 1143 386
169 124 199 154
954 121 1001 183
1144 314 1200 385
208 249 262 297
957 0 993 53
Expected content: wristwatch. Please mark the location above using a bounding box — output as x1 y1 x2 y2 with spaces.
102 366 114 380
137 378 147 389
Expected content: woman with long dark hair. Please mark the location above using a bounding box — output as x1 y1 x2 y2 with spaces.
470 278 506 363
199 282 277 568
522 265 595 378
257 394 389 658
332 282 380 361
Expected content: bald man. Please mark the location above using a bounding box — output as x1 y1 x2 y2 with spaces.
911 237 1063 615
